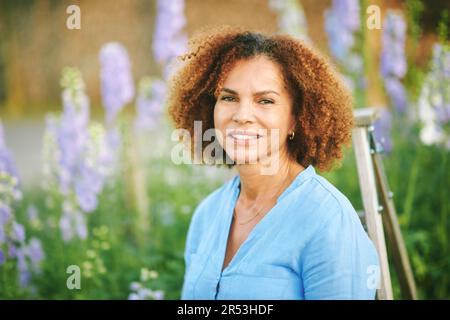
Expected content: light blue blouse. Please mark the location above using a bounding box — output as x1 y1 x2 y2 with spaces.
181 164 380 300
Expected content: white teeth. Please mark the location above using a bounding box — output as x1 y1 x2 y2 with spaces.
231 134 258 140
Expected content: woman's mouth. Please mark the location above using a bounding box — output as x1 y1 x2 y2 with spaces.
227 130 263 144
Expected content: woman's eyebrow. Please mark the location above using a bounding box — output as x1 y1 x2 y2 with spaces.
221 87 280 96
220 88 238 94
255 90 280 96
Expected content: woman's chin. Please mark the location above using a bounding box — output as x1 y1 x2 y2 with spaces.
226 150 261 165
222 140 276 165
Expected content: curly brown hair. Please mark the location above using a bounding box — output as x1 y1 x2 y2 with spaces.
167 26 354 172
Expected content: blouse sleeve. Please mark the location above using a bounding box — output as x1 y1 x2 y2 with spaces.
300 202 380 300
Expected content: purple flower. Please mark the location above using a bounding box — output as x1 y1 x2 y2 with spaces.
435 104 450 125
135 0 187 132
75 185 98 213
128 293 140 300
12 221 25 243
0 205 11 225
56 72 91 195
59 201 88 241
0 122 44 288
96 127 121 174
16 248 31 288
134 77 167 131
432 44 450 77
380 11 408 113
128 277 165 300
130 282 141 291
0 123 22 222
44 68 114 241
373 107 393 153
325 0 363 90
0 225 4 244
153 0 188 79
104 128 121 152
419 43 450 148
19 270 31 288
59 210 74 242
381 11 407 78
8 244 17 258
0 122 18 178
384 78 408 113
74 164 102 213
269 0 309 41
325 0 360 61
99 42 135 124
333 0 360 31
26 238 44 271
74 211 87 240
152 290 164 300
27 204 41 228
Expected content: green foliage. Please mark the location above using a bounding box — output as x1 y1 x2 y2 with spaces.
437 10 449 42
2 119 448 299
1 0 448 300
406 0 425 42
323 124 450 299
0 123 230 299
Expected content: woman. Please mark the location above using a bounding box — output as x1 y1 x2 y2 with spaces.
168 27 380 300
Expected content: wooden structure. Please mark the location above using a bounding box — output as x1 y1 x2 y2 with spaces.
353 107 417 300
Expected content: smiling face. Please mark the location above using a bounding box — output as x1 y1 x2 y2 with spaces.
213 55 296 166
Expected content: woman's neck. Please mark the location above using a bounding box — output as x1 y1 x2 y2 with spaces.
236 154 304 203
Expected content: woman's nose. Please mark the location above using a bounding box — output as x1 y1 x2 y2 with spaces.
231 102 255 124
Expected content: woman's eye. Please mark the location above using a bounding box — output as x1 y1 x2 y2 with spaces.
259 99 274 104
221 96 236 102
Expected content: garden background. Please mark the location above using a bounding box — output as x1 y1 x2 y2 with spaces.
0 0 449 299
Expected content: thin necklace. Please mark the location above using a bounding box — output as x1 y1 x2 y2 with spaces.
233 206 266 225
233 179 288 225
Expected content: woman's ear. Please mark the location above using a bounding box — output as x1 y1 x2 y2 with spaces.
288 118 297 134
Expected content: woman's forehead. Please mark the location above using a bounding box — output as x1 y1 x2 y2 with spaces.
221 56 286 93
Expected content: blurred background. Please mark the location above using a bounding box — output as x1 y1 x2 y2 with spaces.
0 0 449 299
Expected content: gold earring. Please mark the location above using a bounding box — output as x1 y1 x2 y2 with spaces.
289 131 295 140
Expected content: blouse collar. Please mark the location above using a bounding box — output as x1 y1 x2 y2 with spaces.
232 164 316 203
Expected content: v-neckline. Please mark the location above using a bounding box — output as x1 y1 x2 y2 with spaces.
220 181 253 274
218 165 315 275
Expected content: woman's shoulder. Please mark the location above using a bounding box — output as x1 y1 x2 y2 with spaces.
289 171 359 225
298 173 378 261
285 171 372 250
297 174 380 293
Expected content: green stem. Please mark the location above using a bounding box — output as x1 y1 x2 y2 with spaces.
402 147 421 229
438 150 448 297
